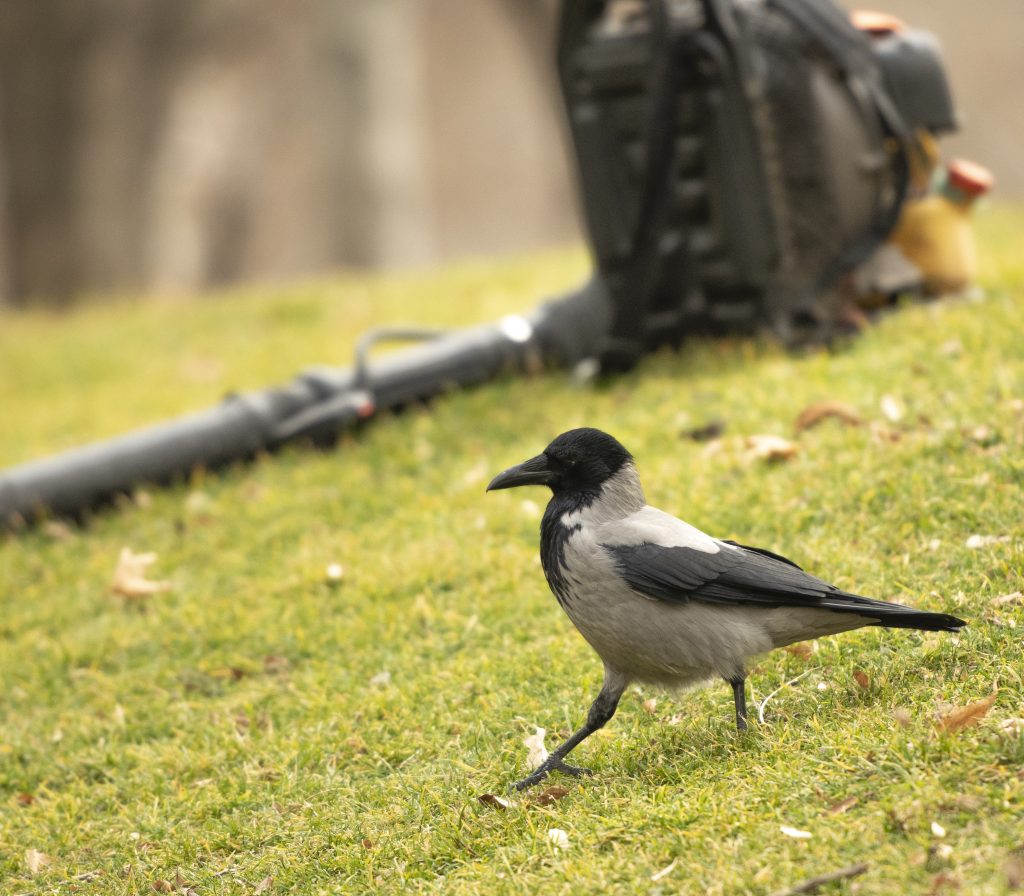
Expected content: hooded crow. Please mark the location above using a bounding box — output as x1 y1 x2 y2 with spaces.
487 427 966 789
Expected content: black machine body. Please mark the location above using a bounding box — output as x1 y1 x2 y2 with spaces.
557 0 957 368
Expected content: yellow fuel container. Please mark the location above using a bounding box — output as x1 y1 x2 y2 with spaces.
891 159 994 294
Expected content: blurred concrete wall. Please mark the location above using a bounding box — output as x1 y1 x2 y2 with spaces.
0 0 1018 306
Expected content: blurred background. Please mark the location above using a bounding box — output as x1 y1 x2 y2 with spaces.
0 0 1020 308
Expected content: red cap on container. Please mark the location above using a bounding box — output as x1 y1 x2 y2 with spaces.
947 159 994 197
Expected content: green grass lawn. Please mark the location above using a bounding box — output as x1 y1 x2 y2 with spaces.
1 207 1022 895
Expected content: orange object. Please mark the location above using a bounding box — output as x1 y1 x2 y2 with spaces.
850 10 907 35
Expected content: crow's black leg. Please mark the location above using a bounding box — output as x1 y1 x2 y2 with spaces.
729 676 748 731
512 668 626 791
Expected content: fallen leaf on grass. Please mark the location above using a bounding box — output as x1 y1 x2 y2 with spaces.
1005 854 1024 890
928 870 960 894
151 881 172 893
642 697 658 714
650 859 678 882
25 848 52 874
783 642 815 661
745 435 799 463
998 718 1024 738
869 422 902 443
531 785 570 806
369 670 391 687
16 792 34 806
937 691 997 733
263 655 291 675
991 592 1023 607
965 534 1010 549
794 401 862 433
853 670 871 690
880 394 904 422
683 420 726 442
780 825 812 840
893 708 913 728
828 796 858 815
111 548 171 599
254 874 274 894
546 828 570 849
524 727 548 770
477 793 512 810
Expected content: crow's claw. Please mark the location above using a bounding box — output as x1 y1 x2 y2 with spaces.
512 758 593 791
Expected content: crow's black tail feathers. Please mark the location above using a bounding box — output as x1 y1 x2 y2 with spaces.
820 590 966 632
869 609 967 632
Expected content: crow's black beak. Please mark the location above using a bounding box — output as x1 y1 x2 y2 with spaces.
486 453 552 491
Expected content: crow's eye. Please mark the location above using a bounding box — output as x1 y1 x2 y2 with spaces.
547 452 575 471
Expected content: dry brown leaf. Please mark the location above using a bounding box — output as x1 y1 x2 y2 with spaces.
853 670 871 690
784 642 814 661
111 548 171 599
25 848 52 874
16 792 34 806
263 654 291 675
1005 854 1024 890
642 697 658 714
745 434 799 463
478 793 512 810
794 401 863 433
991 592 1023 607
828 795 858 815
531 785 570 806
361 839 373 849
254 874 274 894
893 708 912 728
927 870 960 895
937 691 997 733
151 881 173 893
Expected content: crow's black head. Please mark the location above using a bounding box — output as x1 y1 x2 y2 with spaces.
486 428 634 495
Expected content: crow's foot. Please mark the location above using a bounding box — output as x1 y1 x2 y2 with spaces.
512 758 593 791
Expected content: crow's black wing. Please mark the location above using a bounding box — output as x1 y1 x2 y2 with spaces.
598 508 965 630
720 539 804 569
604 539 839 608
603 538 965 630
